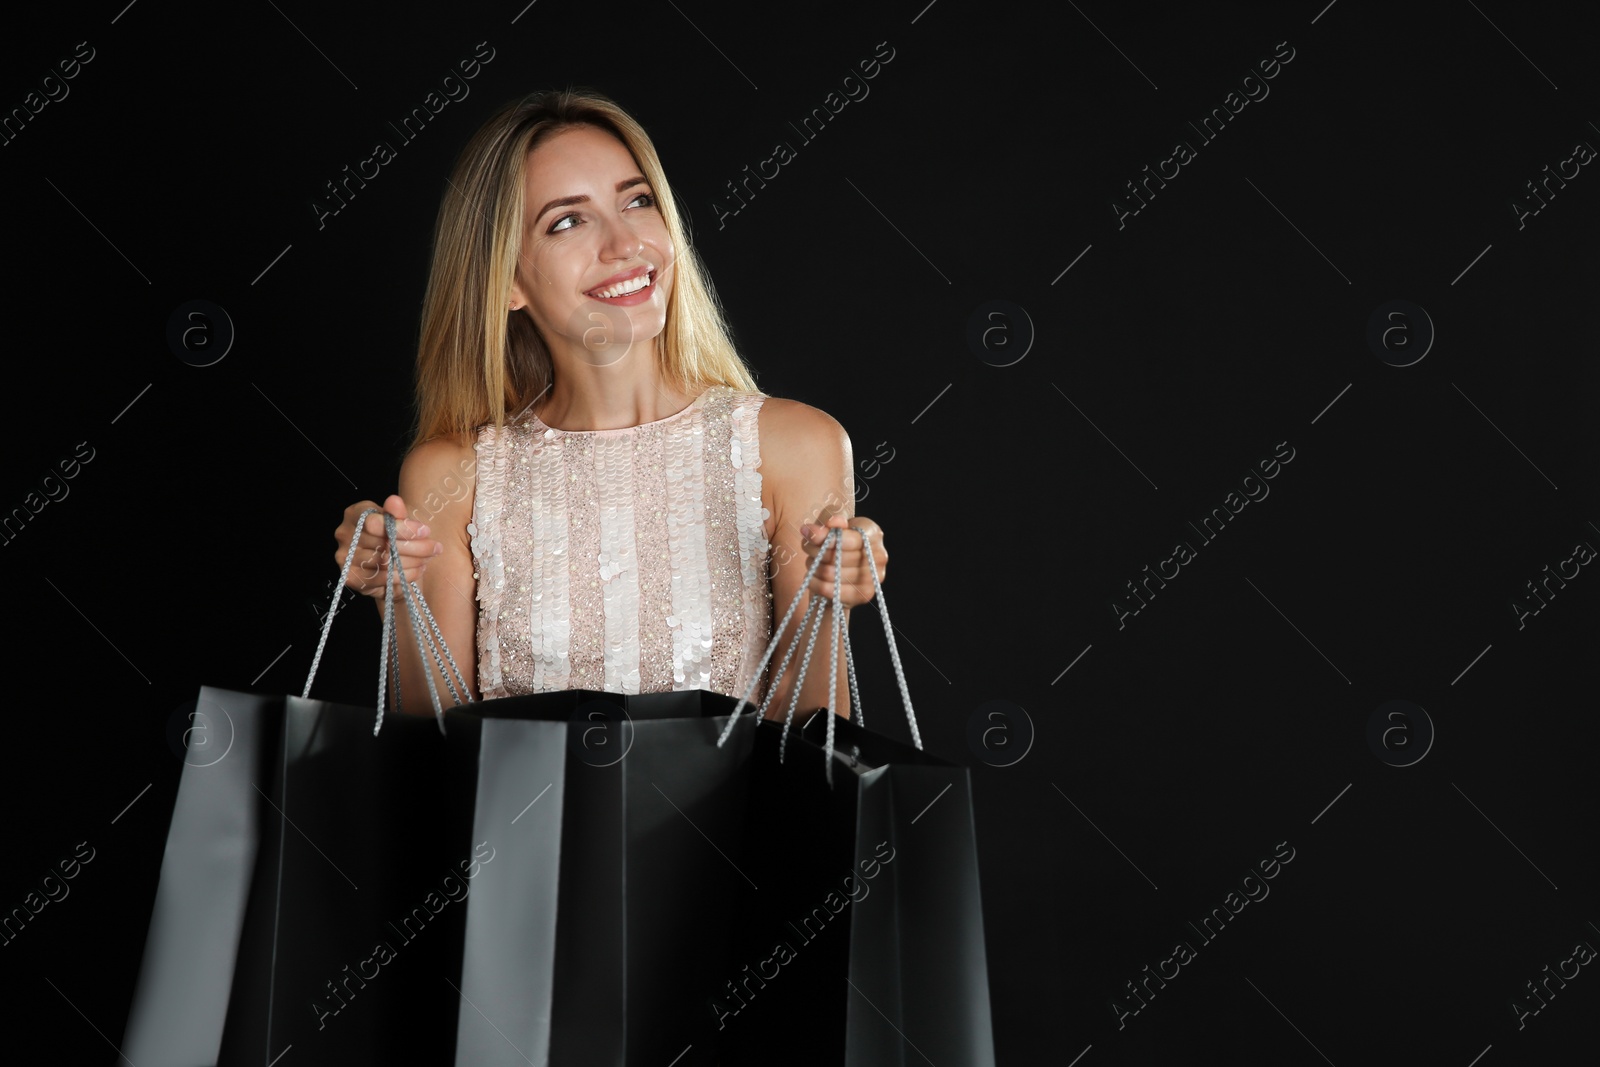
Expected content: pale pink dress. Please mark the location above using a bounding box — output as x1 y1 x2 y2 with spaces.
468 385 775 703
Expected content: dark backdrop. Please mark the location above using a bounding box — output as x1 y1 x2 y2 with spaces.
2 1 1596 1063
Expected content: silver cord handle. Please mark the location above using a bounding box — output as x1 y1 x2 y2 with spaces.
715 524 920 785
304 507 470 736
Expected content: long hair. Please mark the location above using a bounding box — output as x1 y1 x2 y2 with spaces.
406 87 762 456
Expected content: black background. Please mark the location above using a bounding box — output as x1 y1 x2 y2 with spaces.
1 1 1596 1063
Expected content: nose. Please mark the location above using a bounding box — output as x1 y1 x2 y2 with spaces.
598 210 644 262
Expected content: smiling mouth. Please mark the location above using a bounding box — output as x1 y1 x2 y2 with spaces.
586 269 655 299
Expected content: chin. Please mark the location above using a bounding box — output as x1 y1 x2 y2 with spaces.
630 312 669 341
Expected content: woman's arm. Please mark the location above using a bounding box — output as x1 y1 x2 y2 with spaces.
380 438 481 711
757 400 856 724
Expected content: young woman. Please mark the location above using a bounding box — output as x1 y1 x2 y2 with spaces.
331 88 889 722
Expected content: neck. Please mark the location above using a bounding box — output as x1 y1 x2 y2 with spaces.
535 344 694 431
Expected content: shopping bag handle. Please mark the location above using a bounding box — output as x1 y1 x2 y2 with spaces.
715 524 921 786
302 506 472 736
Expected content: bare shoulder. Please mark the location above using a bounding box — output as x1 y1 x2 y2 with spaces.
398 434 479 548
755 396 850 473
754 397 853 532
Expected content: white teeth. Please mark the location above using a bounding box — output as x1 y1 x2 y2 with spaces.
591 271 651 298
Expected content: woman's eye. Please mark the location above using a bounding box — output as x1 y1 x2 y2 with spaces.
548 193 653 234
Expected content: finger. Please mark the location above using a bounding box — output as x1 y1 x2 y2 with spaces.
387 496 435 551
807 578 875 606
357 558 432 593
803 522 857 547
352 529 440 575
803 538 850 567
384 536 443 558
356 535 436 582
815 563 873 584
370 547 442 587
849 515 882 535
353 537 440 577
365 512 429 541
849 522 884 557
810 560 872 582
800 519 850 544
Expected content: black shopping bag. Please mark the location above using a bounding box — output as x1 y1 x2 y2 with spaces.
122 691 469 1063
216 687 473 1065
445 688 756 1067
709 525 997 1067
122 508 758 1067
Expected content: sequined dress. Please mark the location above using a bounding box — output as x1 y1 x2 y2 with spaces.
467 385 775 703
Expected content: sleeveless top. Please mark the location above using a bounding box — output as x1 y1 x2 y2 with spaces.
467 385 775 703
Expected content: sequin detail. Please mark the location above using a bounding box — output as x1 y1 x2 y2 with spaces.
471 386 773 701
730 399 773 701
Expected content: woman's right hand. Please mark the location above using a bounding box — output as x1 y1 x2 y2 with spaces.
333 494 443 599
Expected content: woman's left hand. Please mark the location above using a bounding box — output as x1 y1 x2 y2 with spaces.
799 515 888 608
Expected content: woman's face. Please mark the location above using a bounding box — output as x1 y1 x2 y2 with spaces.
511 124 674 367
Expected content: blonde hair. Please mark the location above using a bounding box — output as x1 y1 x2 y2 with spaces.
406 87 763 457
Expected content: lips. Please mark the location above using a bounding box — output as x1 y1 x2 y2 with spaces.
584 266 653 298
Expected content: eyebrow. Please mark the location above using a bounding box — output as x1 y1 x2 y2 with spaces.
535 176 650 223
